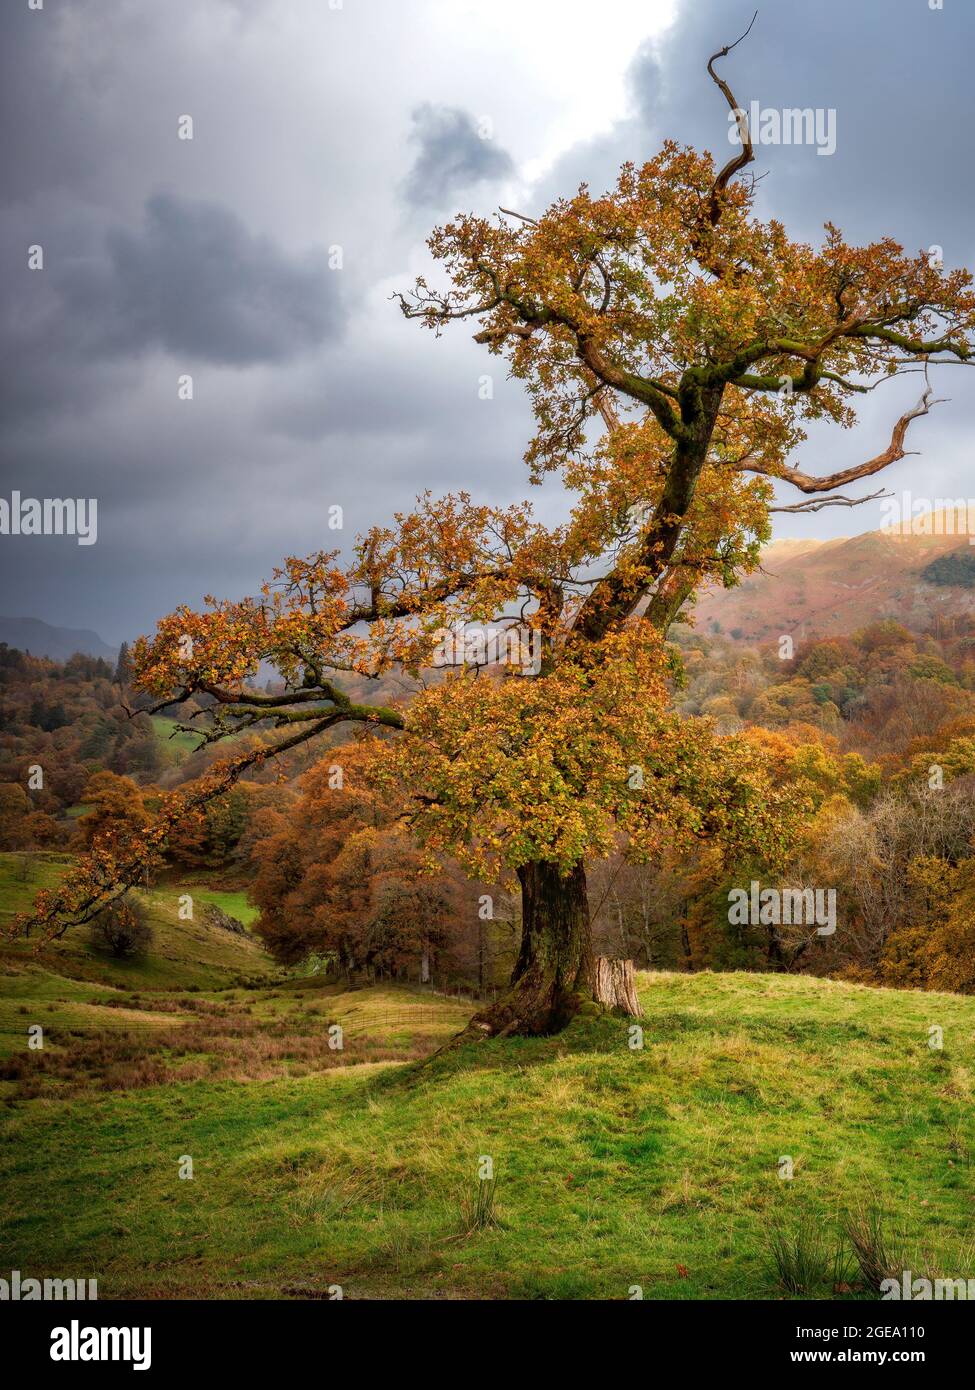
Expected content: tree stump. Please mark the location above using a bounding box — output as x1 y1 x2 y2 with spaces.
591 957 642 1017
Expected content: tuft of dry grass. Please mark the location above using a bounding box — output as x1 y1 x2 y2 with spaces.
461 1174 502 1234
843 1200 899 1293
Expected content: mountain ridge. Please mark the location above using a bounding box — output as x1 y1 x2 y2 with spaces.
692 515 975 642
0 616 117 663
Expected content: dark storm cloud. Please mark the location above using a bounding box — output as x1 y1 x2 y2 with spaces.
0 326 538 649
2 0 974 645
0 193 346 439
57 193 345 365
401 104 514 208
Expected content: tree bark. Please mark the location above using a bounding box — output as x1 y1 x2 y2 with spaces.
460 860 640 1039
591 957 642 1016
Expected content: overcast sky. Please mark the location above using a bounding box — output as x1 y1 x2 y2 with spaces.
1 0 973 645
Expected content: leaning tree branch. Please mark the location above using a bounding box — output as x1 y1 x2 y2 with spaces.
739 382 942 494
596 390 623 433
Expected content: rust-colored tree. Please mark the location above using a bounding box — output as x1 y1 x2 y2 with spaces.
72 770 149 853
10 25 973 1037
249 741 471 980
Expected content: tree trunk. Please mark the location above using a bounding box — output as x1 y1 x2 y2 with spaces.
591 957 642 1016
460 859 640 1039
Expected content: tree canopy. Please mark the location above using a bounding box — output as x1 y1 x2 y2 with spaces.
9 24 973 1033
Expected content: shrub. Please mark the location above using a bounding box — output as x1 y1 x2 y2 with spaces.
89 896 154 959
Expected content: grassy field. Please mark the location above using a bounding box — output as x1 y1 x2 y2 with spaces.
0 855 274 1011
1 922 973 1299
187 885 260 928
151 715 205 761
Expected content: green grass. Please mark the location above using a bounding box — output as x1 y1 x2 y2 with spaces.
187 886 259 928
1 968 973 1300
151 715 205 760
0 854 277 1033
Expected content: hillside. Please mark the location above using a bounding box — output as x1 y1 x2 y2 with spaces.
0 958 973 1299
0 854 276 1003
0 848 473 1075
0 616 117 663
692 518 975 642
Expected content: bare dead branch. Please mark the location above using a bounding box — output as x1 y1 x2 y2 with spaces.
691 10 758 278
770 486 892 514
706 11 758 221
498 207 538 225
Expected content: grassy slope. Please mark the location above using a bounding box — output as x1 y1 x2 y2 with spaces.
0 854 277 1057
151 715 205 761
1 966 973 1300
187 886 259 927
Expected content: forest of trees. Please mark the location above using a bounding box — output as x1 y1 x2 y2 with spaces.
4 611 975 996
591 635 975 990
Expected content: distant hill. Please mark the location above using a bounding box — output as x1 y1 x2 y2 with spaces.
0 616 117 663
692 515 975 642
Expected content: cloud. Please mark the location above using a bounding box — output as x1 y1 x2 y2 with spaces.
56 193 346 365
401 104 514 208
2 0 974 643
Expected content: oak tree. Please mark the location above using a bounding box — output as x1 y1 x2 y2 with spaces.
12 25 973 1037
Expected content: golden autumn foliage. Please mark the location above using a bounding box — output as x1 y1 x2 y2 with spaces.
9 27 974 1022
878 855 975 994
250 743 471 976
373 627 797 876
